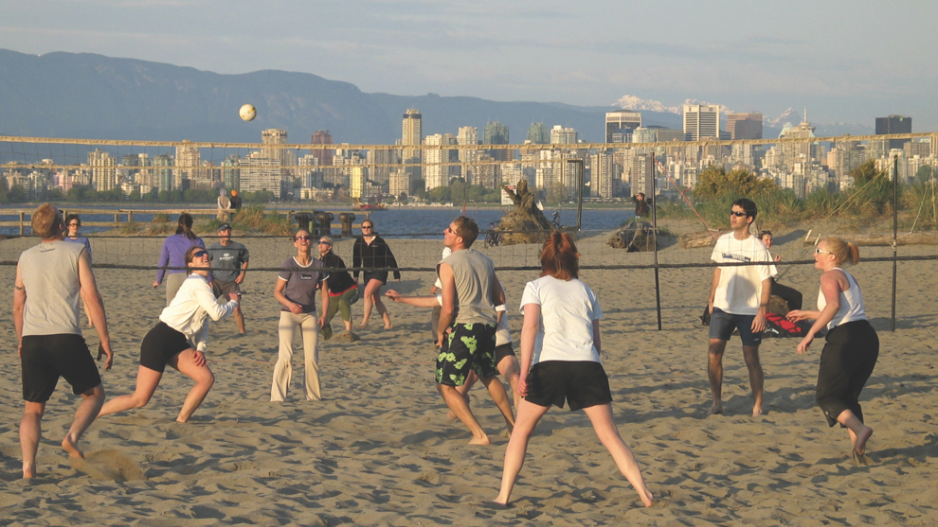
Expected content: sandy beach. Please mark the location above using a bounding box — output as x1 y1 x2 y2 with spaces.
2 226 938 526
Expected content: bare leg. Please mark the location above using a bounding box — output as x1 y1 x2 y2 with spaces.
370 282 393 329
234 305 246 334
449 371 478 421
498 355 522 410
742 345 764 416
169 349 215 423
99 366 163 417
582 403 654 507
837 409 873 455
437 384 490 445
359 279 381 328
20 401 45 479
480 375 515 433
61 384 106 461
493 399 550 505
707 339 727 415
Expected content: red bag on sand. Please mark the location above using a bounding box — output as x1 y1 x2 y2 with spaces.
764 312 806 338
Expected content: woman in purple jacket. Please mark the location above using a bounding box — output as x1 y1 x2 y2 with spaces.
153 213 205 306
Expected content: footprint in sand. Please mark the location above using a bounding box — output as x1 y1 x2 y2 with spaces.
70 450 144 482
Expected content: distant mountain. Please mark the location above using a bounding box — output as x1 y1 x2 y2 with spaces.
0 49 686 145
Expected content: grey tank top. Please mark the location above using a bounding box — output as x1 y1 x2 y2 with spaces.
442 248 496 325
20 240 85 336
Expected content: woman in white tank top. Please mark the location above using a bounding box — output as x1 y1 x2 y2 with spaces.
786 236 879 461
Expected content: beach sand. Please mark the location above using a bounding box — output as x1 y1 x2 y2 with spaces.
1 228 938 525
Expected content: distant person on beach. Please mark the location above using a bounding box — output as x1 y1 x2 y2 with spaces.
154 213 206 306
272 230 329 401
786 237 878 460
707 198 777 417
217 189 231 221
65 213 94 327
436 216 514 444
352 219 399 329
759 230 803 311
100 246 238 422
230 190 243 211
632 193 652 217
14 204 113 478
386 279 522 410
493 232 653 508
207 223 249 334
318 235 359 340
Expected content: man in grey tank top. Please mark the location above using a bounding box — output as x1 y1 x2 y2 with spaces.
13 204 113 479
436 216 514 445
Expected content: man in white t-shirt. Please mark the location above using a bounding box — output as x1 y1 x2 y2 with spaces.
707 198 777 417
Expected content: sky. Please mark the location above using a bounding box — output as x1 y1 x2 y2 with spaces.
2 0 936 129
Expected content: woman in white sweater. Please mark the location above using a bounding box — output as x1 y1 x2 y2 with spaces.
494 232 653 508
99 246 239 423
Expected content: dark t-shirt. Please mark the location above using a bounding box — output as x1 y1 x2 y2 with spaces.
278 257 329 313
207 241 249 282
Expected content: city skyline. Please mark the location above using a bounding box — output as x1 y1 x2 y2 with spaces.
0 1 934 130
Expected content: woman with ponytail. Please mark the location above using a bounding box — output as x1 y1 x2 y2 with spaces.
154 213 206 306
787 236 878 459
494 231 653 508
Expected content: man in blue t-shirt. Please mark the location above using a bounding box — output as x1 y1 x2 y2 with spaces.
207 223 249 334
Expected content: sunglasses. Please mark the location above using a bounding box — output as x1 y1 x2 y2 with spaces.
296 235 312 241
68 223 80 227
815 248 833 255
318 241 331 245
193 250 208 258
730 211 748 217
361 225 373 229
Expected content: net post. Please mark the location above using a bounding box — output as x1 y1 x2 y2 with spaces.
891 154 898 332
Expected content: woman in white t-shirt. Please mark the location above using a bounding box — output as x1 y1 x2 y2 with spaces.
493 232 653 508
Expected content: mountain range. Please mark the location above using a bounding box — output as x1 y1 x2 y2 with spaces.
0 49 869 146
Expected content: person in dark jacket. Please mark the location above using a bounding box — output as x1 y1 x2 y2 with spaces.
318 235 358 340
352 220 400 329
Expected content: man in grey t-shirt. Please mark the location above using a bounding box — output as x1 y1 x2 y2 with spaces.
14 203 113 479
207 223 249 334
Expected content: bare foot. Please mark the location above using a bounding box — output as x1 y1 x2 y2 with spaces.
357 322 369 329
638 489 654 508
446 410 458 421
383 323 394 330
492 496 509 507
61 435 84 459
468 435 491 445
854 426 873 456
752 407 764 417
707 402 723 416
22 463 36 479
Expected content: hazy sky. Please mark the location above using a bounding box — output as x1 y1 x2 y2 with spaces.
2 0 936 128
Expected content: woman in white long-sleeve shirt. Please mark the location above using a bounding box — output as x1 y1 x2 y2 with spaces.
99 246 239 423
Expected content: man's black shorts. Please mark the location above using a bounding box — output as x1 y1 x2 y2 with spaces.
21 334 101 403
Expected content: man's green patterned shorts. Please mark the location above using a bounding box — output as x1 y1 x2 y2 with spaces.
435 322 497 386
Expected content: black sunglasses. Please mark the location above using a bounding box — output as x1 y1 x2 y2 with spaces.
295 235 312 241
730 211 748 217
193 250 208 258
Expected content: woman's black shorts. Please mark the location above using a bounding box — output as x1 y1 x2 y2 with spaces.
140 322 191 373
362 271 389 286
524 360 612 411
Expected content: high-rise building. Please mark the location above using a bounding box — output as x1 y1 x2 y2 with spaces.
175 140 200 189
88 149 117 192
726 113 763 140
632 127 656 144
154 153 174 193
605 111 642 144
222 155 241 191
683 104 720 141
389 169 411 199
590 152 619 199
550 125 578 145
241 152 282 198
484 121 510 162
262 129 288 167
630 153 656 196
402 109 422 180
527 122 549 144
423 133 458 190
875 115 912 151
310 131 334 166
456 126 479 182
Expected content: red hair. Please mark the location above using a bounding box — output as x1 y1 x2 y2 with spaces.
540 231 579 280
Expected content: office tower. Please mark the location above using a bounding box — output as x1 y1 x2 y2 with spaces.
368 148 399 186
550 125 578 145
402 109 422 180
527 122 549 144
483 121 510 162
175 140 200 189
590 151 618 199
88 149 117 192
632 127 656 144
389 169 411 199
154 153 174 193
875 115 912 151
630 153 656 196
653 128 685 143
683 104 720 141
605 111 642 143
310 131 334 166
262 129 288 167
726 113 763 140
222 155 241 191
423 134 448 190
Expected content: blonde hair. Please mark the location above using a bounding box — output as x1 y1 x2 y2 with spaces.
31 203 63 239
823 236 860 267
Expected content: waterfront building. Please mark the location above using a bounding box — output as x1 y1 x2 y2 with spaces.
389 169 411 200
527 122 549 144
605 110 642 144
297 154 322 190
423 134 446 190
683 104 720 141
175 140 200 190
310 131 334 166
368 148 399 186
402 109 422 181
550 125 578 145
589 151 618 199
630 153 656 196
484 121 510 162
222 154 241 191
652 128 685 143
88 149 117 192
154 153 174 193
241 151 282 198
726 113 763 140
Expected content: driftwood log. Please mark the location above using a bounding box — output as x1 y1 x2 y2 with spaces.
804 232 938 246
607 221 657 252
498 180 553 245
680 230 723 249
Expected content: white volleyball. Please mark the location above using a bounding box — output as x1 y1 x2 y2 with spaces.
239 104 256 121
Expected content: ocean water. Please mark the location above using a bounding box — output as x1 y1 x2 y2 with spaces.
0 205 635 238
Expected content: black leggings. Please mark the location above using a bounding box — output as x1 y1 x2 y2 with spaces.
770 278 803 311
815 320 879 427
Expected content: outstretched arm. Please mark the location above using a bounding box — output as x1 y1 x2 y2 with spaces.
385 289 440 308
